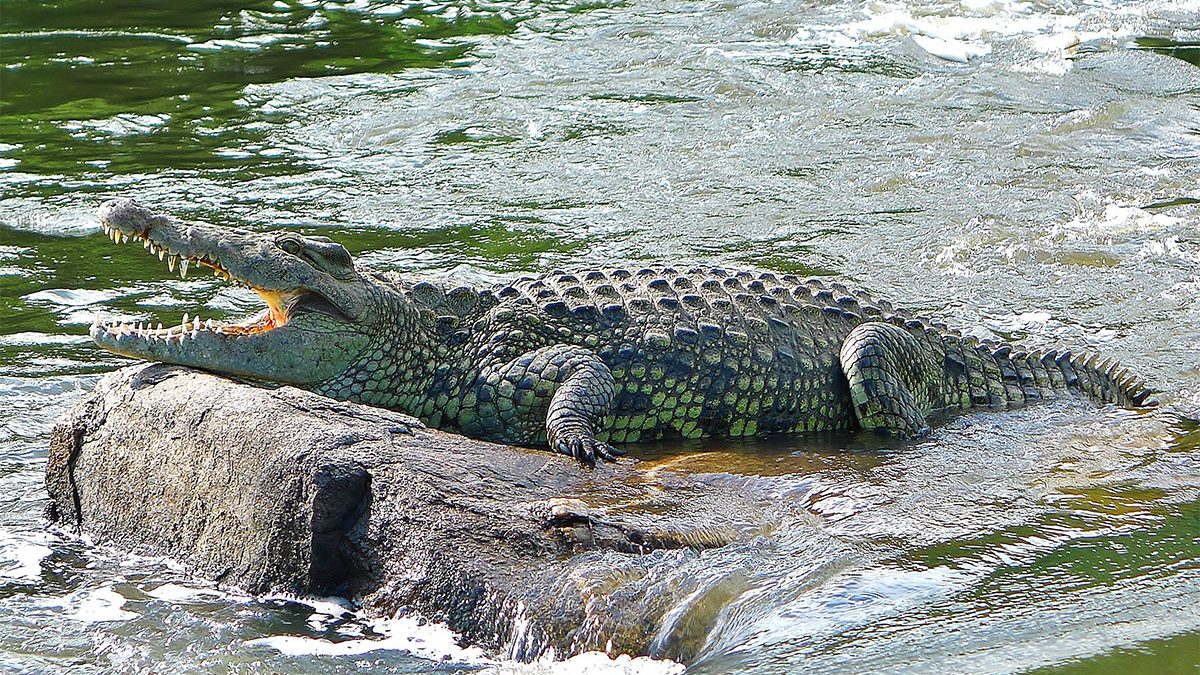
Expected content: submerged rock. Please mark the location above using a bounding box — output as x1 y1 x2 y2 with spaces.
45 364 779 661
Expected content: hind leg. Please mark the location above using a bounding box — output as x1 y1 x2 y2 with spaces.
839 322 942 439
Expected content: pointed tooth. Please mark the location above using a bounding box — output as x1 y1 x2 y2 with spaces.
183 312 190 328
180 258 189 278
168 255 177 272
158 248 166 261
193 316 201 331
205 319 214 330
143 239 151 250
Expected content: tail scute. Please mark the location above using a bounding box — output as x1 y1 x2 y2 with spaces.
1043 348 1156 408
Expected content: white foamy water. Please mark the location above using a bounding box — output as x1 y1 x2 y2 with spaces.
246 598 685 674
47 586 138 623
486 651 686 675
146 582 237 604
1053 192 1186 240
0 198 104 237
0 532 51 581
796 0 1200 71
247 614 493 663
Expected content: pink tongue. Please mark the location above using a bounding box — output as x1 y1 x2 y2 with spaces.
252 289 294 328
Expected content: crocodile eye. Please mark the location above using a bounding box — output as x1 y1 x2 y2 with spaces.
279 238 304 256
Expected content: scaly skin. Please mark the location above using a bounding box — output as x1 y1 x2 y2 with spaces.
91 200 1157 466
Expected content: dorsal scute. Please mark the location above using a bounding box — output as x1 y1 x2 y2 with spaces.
492 267 966 336
400 278 498 318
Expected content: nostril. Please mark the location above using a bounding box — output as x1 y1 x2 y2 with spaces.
98 198 146 231
99 198 137 215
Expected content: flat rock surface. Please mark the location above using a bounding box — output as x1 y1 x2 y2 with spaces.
46 364 792 660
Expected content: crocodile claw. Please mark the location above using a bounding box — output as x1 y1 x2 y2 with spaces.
555 436 624 467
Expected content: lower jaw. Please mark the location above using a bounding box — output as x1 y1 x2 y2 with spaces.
91 310 283 344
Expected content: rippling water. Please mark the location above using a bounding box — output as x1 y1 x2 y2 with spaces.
2 1 1199 672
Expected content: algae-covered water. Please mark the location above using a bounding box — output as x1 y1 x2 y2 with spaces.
2 1 1199 673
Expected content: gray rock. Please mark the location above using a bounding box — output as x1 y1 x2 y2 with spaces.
46 364 778 660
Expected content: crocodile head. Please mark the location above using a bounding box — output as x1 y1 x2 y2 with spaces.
90 199 375 386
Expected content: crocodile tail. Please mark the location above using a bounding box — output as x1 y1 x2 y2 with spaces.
946 338 1157 409
1002 346 1158 408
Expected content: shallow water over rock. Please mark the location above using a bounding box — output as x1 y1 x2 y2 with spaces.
2 0 1199 672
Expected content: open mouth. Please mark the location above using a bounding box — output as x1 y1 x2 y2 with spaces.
92 218 302 344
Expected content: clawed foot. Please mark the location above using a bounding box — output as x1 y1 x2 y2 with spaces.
553 435 626 467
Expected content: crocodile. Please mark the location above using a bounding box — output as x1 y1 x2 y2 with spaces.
90 199 1156 465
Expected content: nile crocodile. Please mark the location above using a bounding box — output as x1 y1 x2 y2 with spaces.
90 199 1156 465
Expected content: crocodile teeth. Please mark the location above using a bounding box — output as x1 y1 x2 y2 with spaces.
180 257 189 278
205 319 214 330
158 248 166 262
167 255 177 273
192 316 201 331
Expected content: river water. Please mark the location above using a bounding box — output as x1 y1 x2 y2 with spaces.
2 0 1199 672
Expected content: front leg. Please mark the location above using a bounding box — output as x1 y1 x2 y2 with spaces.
468 344 622 467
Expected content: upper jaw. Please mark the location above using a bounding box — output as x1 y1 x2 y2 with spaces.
92 199 324 354
99 198 246 284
